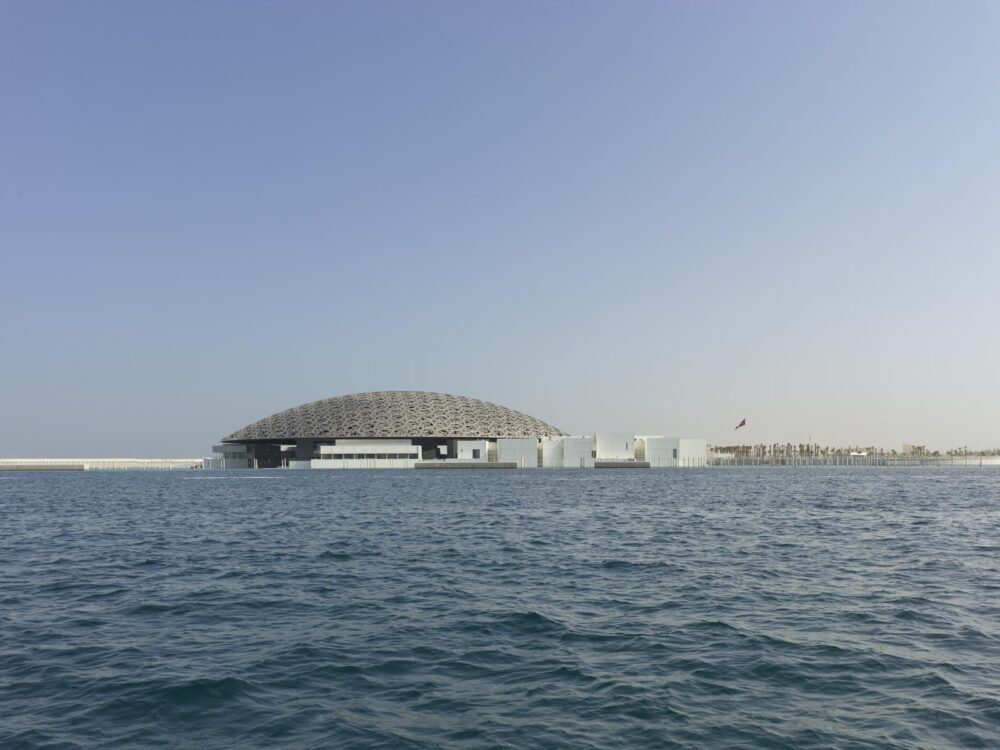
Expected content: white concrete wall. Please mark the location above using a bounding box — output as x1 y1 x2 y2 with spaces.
540 437 563 468
497 438 537 468
326 439 414 449
455 440 488 461
212 444 249 455
561 437 595 468
678 438 708 467
640 437 678 467
318 439 418 458
206 445 251 469
634 437 707 467
306 440 421 468
595 433 635 461
311 457 419 469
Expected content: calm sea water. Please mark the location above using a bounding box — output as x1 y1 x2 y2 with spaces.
1 469 998 749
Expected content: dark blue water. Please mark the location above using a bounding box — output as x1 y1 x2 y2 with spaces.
2 469 998 749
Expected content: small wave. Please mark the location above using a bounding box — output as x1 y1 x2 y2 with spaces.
317 550 352 561
124 603 189 616
0 729 82 750
684 619 743 633
366 658 424 676
157 676 261 706
465 609 571 639
892 608 948 626
598 559 681 572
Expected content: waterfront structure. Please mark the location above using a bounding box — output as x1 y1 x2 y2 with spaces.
541 436 595 468
595 433 636 462
213 391 565 469
0 458 202 471
209 390 707 470
636 437 709 467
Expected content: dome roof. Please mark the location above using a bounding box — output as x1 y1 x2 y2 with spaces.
223 391 566 442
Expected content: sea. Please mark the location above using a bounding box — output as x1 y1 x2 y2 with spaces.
1 468 998 749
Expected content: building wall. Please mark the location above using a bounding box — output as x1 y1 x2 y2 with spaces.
300 439 323 461
204 457 250 469
497 438 537 468
311 458 419 469
329 439 415 448
561 437 595 468
635 437 707 467
318 440 418 457
678 438 708 467
313 439 420 469
540 437 563 468
208 444 251 469
207 433 706 469
638 437 677 467
455 440 488 461
595 433 635 461
541 436 596 468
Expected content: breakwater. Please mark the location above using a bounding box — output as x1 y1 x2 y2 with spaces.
0 458 202 471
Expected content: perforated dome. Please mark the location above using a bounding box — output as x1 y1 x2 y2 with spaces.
223 391 566 442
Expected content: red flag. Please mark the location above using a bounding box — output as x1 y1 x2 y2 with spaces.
735 418 747 430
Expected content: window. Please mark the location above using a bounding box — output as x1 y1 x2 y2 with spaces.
472 449 481 459
672 449 678 459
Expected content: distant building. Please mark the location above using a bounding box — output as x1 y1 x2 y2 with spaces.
0 458 201 471
208 390 706 470
636 437 709 467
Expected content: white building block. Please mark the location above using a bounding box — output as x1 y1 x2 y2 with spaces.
561 437 595 468
497 438 538 468
455 440 488 461
594 433 635 461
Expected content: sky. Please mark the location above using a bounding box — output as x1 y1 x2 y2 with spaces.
2 1 999 457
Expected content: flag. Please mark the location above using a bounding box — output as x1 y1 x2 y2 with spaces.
735 418 746 430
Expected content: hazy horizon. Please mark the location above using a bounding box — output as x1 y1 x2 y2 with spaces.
3 1 998 458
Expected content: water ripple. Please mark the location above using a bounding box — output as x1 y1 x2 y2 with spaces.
1 468 999 748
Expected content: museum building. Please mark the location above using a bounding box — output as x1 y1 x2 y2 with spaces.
206 391 706 469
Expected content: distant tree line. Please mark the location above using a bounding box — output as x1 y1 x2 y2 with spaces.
709 444 1000 459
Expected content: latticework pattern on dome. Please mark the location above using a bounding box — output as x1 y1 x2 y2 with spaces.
223 391 566 442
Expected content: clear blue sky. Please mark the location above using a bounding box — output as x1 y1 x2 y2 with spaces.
2 1 998 457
